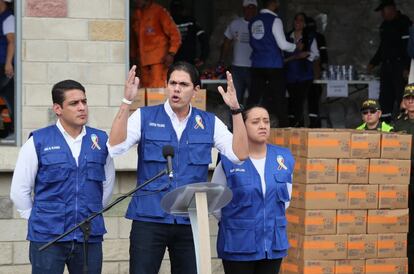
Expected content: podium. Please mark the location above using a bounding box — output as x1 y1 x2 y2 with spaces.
161 182 232 274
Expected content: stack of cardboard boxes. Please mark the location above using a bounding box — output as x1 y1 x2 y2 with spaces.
269 128 411 274
129 88 206 111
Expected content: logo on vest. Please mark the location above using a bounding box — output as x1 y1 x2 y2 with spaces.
230 168 246 173
276 155 287 170
43 146 61 152
91 134 101 150
149 122 166 128
194 115 205 130
251 20 265 40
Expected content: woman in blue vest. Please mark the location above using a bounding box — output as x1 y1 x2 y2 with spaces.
212 105 294 274
284 12 319 127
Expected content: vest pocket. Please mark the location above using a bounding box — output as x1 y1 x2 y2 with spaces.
39 152 70 183
272 216 289 251
31 201 65 235
274 173 291 202
87 153 107 181
86 203 107 235
135 193 167 218
223 218 256 254
187 136 213 165
143 132 171 162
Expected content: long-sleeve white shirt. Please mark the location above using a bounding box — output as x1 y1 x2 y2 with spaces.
108 101 241 164
10 120 116 219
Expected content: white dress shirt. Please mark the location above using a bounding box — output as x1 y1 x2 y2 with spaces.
108 101 241 164
261 9 296 53
10 120 116 219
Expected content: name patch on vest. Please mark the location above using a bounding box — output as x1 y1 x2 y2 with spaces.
149 122 166 128
43 146 61 152
230 168 246 173
251 20 265 40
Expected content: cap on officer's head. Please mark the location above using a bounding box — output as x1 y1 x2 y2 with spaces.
403 83 414 98
374 0 395 11
243 0 258 7
361 99 381 111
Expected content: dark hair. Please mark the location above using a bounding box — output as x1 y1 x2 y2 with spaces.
262 0 277 8
292 12 311 51
52 80 86 106
242 104 268 122
167 61 201 87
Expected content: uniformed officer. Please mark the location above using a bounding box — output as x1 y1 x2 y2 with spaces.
356 99 393 131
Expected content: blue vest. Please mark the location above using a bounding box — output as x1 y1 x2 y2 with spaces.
126 104 215 224
28 125 109 242
0 10 11 64
285 34 314 83
249 12 283 68
217 144 294 261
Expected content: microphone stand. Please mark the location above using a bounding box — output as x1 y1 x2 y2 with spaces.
38 168 169 274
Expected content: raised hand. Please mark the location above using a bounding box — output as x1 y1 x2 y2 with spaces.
217 71 240 110
124 65 140 101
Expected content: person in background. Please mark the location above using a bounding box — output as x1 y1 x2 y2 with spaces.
169 0 209 68
212 105 293 274
10 80 115 274
108 61 248 274
0 0 14 138
284 12 319 127
408 24 414 83
247 0 297 127
367 0 412 122
219 0 258 105
392 83 414 274
130 0 181 88
356 99 393 131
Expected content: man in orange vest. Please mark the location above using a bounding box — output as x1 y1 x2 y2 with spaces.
130 0 181 88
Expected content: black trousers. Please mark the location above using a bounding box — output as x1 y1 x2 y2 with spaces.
287 80 312 127
222 258 282 274
308 83 322 127
247 67 289 127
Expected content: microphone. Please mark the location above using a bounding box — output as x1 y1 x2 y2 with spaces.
162 145 174 179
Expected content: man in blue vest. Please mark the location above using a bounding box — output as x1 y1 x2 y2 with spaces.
10 80 115 274
247 0 297 127
108 61 248 274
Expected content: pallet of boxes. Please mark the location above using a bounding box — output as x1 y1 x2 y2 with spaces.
128 88 207 111
270 128 411 274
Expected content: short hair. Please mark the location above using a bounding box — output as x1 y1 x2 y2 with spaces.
167 61 201 87
261 0 277 8
52 80 86 106
242 104 268 122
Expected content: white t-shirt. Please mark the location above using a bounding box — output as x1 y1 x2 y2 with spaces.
224 17 252 67
3 14 14 35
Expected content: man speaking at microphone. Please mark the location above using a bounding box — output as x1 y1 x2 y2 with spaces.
108 61 248 274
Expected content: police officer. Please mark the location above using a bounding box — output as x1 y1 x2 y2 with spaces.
368 0 412 122
10 80 115 274
356 99 393 131
393 83 414 273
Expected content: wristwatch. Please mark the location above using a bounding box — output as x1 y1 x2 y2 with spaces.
230 105 244 115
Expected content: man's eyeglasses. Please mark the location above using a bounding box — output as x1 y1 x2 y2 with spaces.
361 109 377 115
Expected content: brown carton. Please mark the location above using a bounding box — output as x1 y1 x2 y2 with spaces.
347 234 377 259
270 128 289 147
365 258 407 274
146 88 207 110
348 185 378 209
369 159 410 185
377 233 407 258
294 158 337 184
338 159 369 184
381 133 412 159
350 132 381 158
335 260 365 274
295 234 348 260
291 184 348 209
378 184 409 209
289 128 302 155
130 88 146 110
337 210 367 234
282 256 335 274
286 208 336 235
367 209 409 233
190 89 206 110
299 130 351 158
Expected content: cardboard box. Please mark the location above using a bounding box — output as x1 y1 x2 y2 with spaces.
381 133 412 159
350 132 381 158
282 257 335 274
347 234 377 259
146 88 166 106
298 130 351 158
377 233 407 258
286 208 336 235
378 185 409 209
369 159 410 185
191 89 206 110
294 158 337 184
292 234 348 260
338 159 369 184
365 258 407 274
289 128 302 155
335 260 365 274
130 88 146 110
348 185 378 209
337 210 367 234
270 128 289 147
367 209 409 234
291 184 348 209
